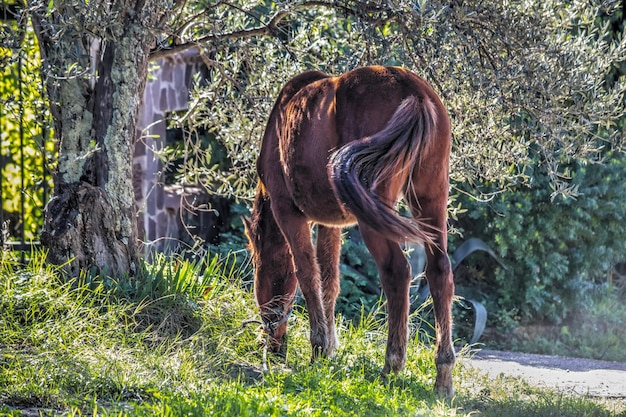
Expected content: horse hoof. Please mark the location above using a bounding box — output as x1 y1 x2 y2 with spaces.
310 344 329 361
434 363 454 398
382 350 406 376
310 329 330 359
274 346 287 360
435 384 454 398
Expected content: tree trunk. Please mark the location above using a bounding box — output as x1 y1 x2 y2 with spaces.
32 1 166 276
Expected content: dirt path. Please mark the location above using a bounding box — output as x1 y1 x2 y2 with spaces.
463 350 626 398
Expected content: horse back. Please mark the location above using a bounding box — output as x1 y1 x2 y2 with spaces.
258 69 353 225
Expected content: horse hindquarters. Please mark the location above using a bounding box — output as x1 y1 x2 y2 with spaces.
329 82 454 395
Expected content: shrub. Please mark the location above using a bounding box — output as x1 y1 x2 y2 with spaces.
452 152 626 329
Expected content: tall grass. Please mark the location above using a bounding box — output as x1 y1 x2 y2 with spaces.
0 250 623 416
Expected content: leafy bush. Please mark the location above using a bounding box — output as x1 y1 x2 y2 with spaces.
337 228 382 320
507 285 626 362
452 152 626 329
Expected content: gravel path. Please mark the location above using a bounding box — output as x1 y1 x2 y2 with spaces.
464 349 626 398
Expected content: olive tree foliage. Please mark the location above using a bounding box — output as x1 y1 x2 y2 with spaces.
159 0 625 202
20 0 624 275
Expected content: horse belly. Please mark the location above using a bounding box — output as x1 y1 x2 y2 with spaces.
289 167 356 227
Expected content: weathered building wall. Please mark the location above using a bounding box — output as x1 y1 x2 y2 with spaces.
134 49 210 253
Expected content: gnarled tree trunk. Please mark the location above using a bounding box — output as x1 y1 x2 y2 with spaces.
31 1 169 276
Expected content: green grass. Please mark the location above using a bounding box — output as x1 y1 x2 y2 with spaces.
0 250 624 416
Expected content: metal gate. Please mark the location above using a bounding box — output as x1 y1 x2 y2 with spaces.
1 4 54 253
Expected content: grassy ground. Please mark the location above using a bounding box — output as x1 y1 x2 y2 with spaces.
0 251 624 416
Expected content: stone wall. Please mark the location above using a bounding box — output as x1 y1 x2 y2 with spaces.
133 49 210 253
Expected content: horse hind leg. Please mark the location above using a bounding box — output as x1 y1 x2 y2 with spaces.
316 225 342 356
360 225 412 375
407 190 455 397
426 247 455 397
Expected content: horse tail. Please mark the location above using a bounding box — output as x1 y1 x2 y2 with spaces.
328 95 439 244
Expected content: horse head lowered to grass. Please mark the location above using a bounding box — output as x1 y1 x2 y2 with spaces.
244 66 455 396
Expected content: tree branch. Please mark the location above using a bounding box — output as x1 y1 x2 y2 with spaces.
149 0 392 61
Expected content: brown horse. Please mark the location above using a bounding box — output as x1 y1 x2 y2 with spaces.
244 66 455 396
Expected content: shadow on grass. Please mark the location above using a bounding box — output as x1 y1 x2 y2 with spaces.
457 393 626 417
454 371 626 417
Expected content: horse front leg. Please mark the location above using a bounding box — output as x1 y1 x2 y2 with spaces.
244 193 298 359
271 204 329 359
316 225 342 357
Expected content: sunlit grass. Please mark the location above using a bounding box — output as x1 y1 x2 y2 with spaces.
0 250 623 416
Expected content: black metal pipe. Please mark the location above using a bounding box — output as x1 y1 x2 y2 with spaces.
18 33 26 263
